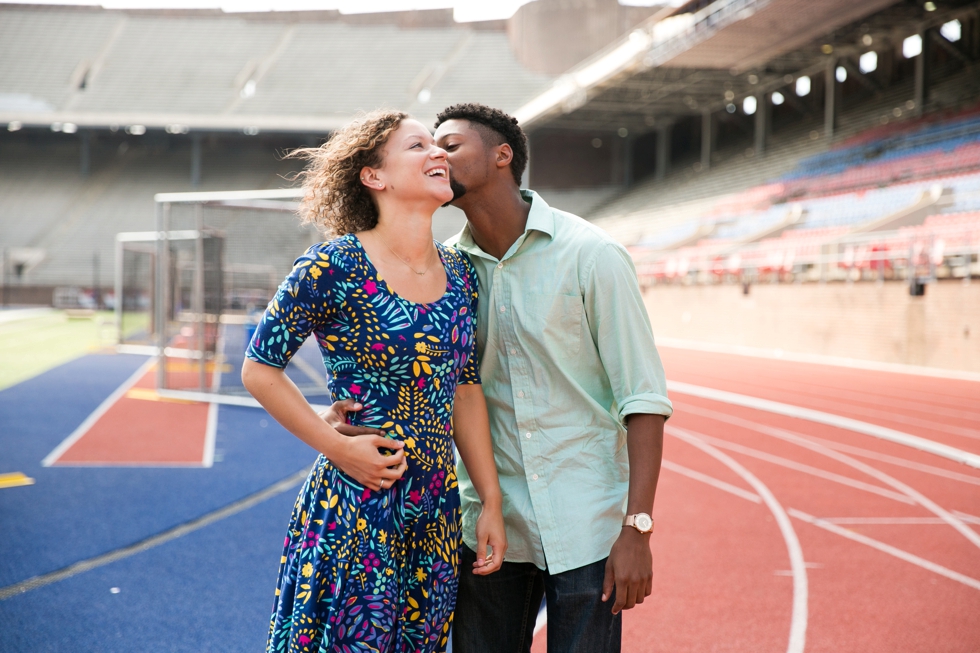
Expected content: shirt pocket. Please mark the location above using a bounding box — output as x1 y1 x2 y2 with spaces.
523 292 584 356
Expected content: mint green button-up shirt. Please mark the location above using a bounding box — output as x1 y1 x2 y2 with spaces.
446 190 672 574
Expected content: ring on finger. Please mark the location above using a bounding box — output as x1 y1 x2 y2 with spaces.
380 479 387 489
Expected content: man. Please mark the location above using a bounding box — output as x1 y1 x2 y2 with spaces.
433 103 672 653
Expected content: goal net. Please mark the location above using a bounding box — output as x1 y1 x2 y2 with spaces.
117 188 467 407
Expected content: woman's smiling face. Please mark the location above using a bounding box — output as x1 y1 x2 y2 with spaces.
363 119 453 208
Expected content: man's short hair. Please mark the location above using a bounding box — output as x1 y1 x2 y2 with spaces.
435 103 528 186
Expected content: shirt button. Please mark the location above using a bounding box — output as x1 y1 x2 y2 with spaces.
518 391 525 398
499 305 506 313
525 432 531 439
509 348 517 355
532 473 539 480
496 263 503 270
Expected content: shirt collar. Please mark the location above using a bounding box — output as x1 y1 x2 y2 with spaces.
455 189 555 259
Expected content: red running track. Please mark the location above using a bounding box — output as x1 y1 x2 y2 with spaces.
532 347 980 652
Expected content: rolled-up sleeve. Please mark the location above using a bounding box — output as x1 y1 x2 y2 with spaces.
583 241 672 423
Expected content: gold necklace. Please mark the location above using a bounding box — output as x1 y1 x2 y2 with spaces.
376 232 436 277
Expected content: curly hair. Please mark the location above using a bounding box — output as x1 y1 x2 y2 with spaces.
434 103 528 186
287 110 408 234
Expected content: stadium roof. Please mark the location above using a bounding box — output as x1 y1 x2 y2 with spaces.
0 4 552 134
514 0 980 131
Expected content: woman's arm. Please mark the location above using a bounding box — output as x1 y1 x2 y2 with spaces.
453 383 506 575
242 358 407 491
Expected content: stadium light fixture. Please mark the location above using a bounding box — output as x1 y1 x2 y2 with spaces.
127 125 146 136
859 51 878 73
836 66 847 83
243 126 260 136
795 76 811 96
862 34 873 46
165 124 189 135
903 34 922 58
924 1 936 11
7 121 22 132
240 79 256 99
50 122 63 132
62 123 78 134
941 20 962 42
417 88 431 104
771 91 785 105
743 96 757 115
726 103 736 113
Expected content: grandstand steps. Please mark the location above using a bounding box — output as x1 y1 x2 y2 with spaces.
854 185 954 234
739 205 806 245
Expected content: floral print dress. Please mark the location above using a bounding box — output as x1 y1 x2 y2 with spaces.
246 234 480 653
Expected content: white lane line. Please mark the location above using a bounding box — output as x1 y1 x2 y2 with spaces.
662 460 762 503
41 356 156 467
155 388 331 413
679 406 980 551
657 337 980 383
821 517 980 525
690 433 915 505
788 433 980 487
953 510 980 525
668 380 980 469
533 602 547 636
789 509 980 592
671 428 808 653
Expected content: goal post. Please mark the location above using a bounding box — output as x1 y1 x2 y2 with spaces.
114 188 331 404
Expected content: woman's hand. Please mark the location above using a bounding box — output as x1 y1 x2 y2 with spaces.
472 501 507 575
330 433 408 492
317 398 386 437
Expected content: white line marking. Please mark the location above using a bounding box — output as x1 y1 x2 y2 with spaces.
41 357 156 467
690 433 915 504
657 337 980 383
155 388 330 413
679 406 980 550
668 380 980 469
533 602 547 636
662 460 762 503
789 509 980 591
820 517 980 525
671 428 808 653
953 510 980 525
788 433 980 487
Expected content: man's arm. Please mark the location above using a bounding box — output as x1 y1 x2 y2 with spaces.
601 413 664 614
582 240 672 615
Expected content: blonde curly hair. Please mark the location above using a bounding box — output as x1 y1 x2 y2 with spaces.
288 110 408 235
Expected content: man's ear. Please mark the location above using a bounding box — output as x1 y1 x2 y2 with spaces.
494 143 514 169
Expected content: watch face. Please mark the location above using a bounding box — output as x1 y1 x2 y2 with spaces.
635 514 654 532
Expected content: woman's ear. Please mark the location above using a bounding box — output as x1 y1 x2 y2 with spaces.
495 143 514 169
360 166 385 191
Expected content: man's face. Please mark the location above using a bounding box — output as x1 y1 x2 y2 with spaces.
434 119 492 204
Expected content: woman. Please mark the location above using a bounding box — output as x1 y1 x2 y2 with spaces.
242 110 506 653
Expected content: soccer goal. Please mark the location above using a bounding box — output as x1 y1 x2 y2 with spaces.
115 187 467 406
116 188 330 405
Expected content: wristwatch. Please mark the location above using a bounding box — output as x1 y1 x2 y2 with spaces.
623 512 655 534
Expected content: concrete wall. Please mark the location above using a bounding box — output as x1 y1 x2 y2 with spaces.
508 0 662 75
643 281 980 372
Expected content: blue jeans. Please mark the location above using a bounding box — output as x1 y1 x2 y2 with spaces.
453 545 621 653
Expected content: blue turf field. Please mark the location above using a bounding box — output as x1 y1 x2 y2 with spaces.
0 351 322 652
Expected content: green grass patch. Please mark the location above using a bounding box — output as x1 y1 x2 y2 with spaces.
0 311 116 391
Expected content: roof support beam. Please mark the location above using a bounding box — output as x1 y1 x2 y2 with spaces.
655 123 671 182
824 58 836 139
914 27 932 116
929 28 974 64
754 92 769 155
701 108 713 171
